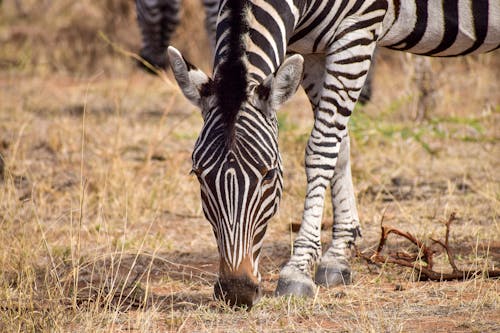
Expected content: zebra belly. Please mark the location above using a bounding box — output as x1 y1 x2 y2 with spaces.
378 0 500 56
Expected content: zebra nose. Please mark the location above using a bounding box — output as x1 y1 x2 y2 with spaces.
214 277 262 309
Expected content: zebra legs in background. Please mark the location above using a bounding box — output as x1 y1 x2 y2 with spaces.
136 0 180 71
202 0 219 52
135 0 218 73
277 25 380 297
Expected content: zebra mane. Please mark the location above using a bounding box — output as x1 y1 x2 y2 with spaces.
214 0 250 146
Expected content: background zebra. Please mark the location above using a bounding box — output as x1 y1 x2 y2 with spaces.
167 0 499 308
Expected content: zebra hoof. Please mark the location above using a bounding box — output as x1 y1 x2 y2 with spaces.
275 267 316 298
314 259 352 287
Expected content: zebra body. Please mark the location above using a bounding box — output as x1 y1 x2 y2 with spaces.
379 1 500 55
167 0 500 307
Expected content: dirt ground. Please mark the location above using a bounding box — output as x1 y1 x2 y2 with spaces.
0 1 499 332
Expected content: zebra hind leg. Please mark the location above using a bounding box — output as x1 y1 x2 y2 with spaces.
314 135 360 287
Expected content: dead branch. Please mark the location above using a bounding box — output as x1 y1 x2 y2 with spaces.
358 212 500 281
376 225 435 269
430 212 460 273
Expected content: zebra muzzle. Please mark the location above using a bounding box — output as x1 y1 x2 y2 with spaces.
213 277 262 309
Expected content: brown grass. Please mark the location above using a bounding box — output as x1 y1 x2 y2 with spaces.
0 1 499 332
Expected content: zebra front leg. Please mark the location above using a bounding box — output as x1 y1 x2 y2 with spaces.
311 18 382 288
314 134 360 287
276 138 337 297
277 18 382 297
275 54 330 297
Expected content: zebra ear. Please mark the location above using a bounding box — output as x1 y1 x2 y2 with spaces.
257 54 304 113
167 46 212 108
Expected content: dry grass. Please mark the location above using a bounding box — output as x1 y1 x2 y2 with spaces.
1 1 499 332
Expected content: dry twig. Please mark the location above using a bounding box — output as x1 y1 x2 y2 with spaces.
358 212 500 281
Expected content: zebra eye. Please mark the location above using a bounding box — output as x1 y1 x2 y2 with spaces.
263 168 276 182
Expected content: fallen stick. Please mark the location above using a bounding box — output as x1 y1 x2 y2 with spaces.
358 212 500 281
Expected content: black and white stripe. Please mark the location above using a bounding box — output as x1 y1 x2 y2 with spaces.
379 1 500 56
167 0 500 306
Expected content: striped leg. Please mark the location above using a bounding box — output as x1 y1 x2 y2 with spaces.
275 54 326 297
276 25 380 297
136 0 180 71
202 0 219 52
315 134 360 287
300 57 361 288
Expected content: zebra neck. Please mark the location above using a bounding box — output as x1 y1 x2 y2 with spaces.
214 0 300 85
212 0 251 145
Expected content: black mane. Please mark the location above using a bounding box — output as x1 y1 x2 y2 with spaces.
214 0 249 146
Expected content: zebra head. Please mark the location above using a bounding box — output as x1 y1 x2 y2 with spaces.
167 46 303 307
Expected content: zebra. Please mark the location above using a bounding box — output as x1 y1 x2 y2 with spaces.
166 0 500 307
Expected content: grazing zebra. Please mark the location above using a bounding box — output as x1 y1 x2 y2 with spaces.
135 0 219 70
166 0 500 307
